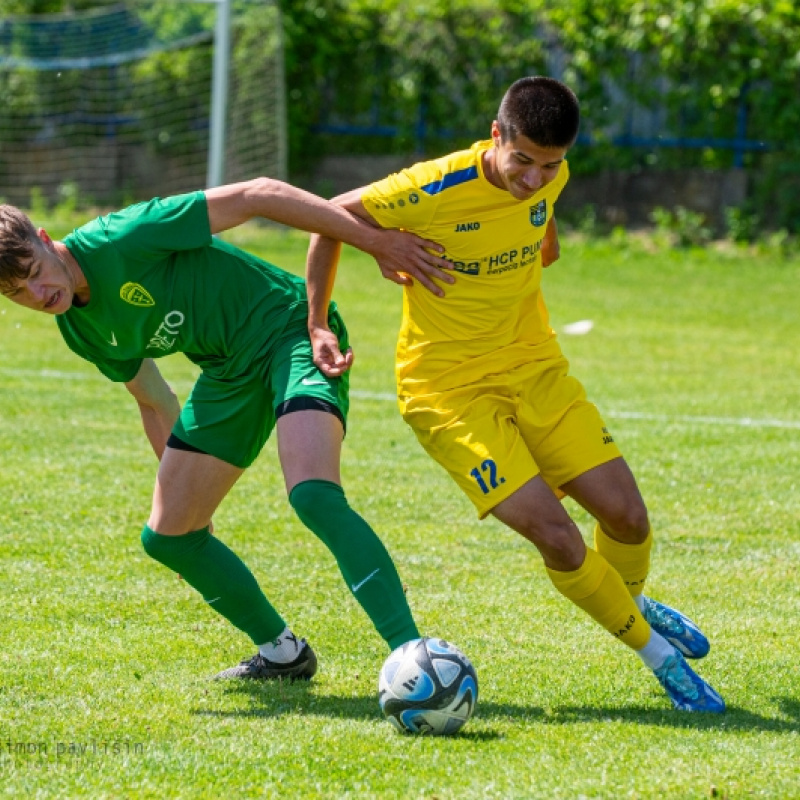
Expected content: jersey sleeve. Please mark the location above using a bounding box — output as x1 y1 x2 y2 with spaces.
69 346 142 383
57 318 143 382
92 191 212 262
361 161 442 233
91 356 143 383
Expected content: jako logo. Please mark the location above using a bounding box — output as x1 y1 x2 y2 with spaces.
454 222 481 232
147 310 186 352
120 282 155 307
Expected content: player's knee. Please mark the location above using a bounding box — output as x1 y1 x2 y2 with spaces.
288 481 315 525
524 520 585 571
603 504 650 544
141 524 209 569
141 524 169 563
146 506 205 537
288 479 346 529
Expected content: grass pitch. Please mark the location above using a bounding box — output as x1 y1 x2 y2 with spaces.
1 223 799 798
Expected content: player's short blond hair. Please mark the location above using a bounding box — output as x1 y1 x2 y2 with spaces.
0 205 39 292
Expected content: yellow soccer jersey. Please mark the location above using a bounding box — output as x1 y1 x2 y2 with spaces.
362 140 569 399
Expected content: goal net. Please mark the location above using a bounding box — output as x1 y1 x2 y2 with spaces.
0 0 286 209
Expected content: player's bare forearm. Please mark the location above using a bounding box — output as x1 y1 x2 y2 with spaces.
306 233 353 376
206 178 392 257
125 359 181 459
136 405 178 459
306 234 342 331
541 216 560 268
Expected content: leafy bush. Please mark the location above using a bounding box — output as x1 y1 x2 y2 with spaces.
7 0 800 232
724 206 760 244
650 206 712 248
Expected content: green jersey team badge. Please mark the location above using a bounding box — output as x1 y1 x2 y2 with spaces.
120 282 155 307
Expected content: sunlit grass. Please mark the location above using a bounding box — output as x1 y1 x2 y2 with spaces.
1 225 799 798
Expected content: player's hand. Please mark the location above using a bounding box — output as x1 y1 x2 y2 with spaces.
310 325 354 377
372 228 455 297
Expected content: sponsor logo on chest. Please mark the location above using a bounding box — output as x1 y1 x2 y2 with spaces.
147 310 186 352
118 282 186 352
445 238 544 277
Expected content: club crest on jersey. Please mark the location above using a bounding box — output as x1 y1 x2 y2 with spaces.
530 200 547 227
120 282 155 307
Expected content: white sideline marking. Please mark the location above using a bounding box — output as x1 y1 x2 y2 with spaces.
0 367 101 381
605 409 800 430
2 368 798 431
348 390 800 430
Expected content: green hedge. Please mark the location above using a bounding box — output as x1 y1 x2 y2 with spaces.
280 0 800 228
7 0 800 228
9 0 800 166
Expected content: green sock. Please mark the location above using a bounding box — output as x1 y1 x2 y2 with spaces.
289 480 419 650
141 525 285 646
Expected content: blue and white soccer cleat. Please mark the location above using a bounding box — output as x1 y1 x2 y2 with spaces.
653 651 725 712
641 596 710 659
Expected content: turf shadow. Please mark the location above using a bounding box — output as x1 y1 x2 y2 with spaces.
527 702 800 733
191 684 800 735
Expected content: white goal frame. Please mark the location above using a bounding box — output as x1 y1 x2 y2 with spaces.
0 0 287 206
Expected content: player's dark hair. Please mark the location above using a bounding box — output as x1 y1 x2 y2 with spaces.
497 76 580 148
0 205 38 291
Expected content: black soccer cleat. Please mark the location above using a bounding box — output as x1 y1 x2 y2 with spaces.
213 640 318 681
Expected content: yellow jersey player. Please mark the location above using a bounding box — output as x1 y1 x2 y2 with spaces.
306 76 725 712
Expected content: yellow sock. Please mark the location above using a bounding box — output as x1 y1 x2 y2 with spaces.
546 547 651 650
594 523 652 598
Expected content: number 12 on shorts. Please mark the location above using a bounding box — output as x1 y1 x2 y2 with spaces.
469 459 506 495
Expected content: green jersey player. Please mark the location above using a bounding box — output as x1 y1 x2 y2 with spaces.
0 178 450 680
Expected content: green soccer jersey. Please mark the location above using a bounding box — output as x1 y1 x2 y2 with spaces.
58 192 309 382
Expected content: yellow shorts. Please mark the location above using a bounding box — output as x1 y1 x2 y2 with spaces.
401 353 622 518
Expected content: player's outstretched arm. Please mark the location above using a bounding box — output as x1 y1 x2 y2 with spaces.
541 216 561 268
306 232 352 378
125 359 181 459
306 188 454 376
204 178 449 282
305 189 386 377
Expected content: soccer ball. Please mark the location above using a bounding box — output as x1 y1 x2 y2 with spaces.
378 637 478 735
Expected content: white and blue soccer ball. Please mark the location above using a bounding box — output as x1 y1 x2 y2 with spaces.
378 637 478 735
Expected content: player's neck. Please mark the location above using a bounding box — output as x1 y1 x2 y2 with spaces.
54 241 90 305
481 147 505 192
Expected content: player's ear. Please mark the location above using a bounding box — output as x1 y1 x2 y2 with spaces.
490 120 502 145
37 227 54 249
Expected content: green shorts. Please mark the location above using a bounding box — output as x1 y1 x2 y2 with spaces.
171 311 350 468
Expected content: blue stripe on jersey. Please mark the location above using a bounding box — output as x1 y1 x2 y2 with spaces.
421 165 479 195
